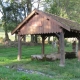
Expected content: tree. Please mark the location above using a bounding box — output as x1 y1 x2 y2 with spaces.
0 0 10 41
44 0 80 23
44 0 80 44
0 0 21 41
0 0 29 41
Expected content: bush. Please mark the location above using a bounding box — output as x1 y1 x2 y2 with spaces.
20 76 30 80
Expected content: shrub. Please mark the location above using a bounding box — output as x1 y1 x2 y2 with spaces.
20 76 30 80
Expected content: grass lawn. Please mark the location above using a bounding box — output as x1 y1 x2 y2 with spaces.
0 44 80 80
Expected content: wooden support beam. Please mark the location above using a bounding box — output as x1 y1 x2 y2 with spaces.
57 39 60 54
77 37 80 61
17 35 22 61
59 30 65 67
78 37 80 49
41 35 45 55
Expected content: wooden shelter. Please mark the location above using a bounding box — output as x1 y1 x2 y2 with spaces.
12 9 80 66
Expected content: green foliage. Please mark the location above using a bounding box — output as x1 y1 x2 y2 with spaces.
20 76 30 80
45 0 60 15
0 0 29 39
44 0 80 23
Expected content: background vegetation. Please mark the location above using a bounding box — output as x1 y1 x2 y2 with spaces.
0 0 80 42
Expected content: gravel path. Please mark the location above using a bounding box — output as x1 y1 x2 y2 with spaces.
6 66 53 78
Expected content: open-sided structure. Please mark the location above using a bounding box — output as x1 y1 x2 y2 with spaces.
12 9 80 66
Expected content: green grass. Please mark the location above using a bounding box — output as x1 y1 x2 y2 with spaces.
0 44 80 80
0 66 25 80
0 66 54 80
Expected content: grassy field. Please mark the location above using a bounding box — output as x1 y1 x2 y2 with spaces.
0 43 80 80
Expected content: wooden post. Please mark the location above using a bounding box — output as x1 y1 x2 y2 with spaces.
42 35 45 54
57 39 60 54
59 30 65 67
77 37 80 61
17 35 22 61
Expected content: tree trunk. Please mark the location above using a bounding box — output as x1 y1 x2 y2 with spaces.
31 35 34 43
48 37 51 44
15 34 18 41
23 35 26 42
5 31 9 41
34 35 38 43
27 0 32 14
27 0 35 43
22 6 27 42
37 0 40 9
4 23 9 41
